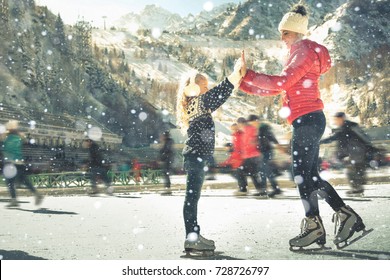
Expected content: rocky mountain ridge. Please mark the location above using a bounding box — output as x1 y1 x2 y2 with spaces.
0 0 388 150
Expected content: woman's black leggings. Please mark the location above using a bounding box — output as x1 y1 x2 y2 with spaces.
291 111 345 217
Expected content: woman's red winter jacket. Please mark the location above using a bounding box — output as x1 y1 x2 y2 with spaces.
240 39 331 124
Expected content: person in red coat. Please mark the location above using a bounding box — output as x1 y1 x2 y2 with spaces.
234 115 266 197
239 3 366 250
219 123 243 171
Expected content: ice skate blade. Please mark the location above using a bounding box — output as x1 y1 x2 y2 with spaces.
182 249 215 258
160 191 172 196
336 228 374 250
233 192 248 197
346 193 364 198
88 192 100 197
289 245 331 252
253 194 269 199
6 204 20 208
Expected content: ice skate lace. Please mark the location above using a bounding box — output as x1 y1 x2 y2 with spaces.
332 212 344 235
297 218 311 238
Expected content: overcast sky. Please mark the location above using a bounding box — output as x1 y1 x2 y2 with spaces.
35 0 242 27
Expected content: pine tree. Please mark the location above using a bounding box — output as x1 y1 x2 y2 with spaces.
73 20 92 61
54 14 69 55
0 0 10 32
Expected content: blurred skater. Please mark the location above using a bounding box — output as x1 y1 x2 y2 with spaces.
258 119 282 197
234 115 267 197
1 120 43 207
83 138 113 195
320 112 378 196
159 131 175 195
219 123 244 174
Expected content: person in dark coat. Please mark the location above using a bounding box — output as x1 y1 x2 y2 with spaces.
320 112 375 196
159 131 174 194
83 138 112 195
258 121 282 196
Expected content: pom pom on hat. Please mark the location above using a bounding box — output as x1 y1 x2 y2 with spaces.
278 3 309 35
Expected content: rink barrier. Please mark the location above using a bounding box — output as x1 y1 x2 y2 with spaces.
26 170 162 188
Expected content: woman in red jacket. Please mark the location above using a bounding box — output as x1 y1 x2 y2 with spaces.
239 3 367 250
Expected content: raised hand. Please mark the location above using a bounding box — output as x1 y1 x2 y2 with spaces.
228 55 244 87
240 50 247 77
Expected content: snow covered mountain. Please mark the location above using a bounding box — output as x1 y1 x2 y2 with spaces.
113 4 184 33
1 0 388 148
197 0 349 39
112 3 237 33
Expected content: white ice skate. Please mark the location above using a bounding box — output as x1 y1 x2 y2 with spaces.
333 205 372 249
289 216 327 251
184 233 216 257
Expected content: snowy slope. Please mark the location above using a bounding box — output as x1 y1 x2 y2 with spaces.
92 28 288 146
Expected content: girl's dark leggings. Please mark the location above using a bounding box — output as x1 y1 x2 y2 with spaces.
291 111 345 217
183 155 206 236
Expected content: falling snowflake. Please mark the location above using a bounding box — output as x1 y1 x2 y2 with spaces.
203 1 214 12
139 112 147 121
94 201 102 209
331 22 342 32
187 232 198 242
278 107 291 119
152 28 162 39
88 126 103 141
3 164 17 179
302 79 313 88
294 175 304 185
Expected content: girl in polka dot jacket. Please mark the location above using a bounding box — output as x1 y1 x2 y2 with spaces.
177 54 245 253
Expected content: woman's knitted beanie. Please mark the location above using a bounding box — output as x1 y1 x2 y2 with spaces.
278 3 309 35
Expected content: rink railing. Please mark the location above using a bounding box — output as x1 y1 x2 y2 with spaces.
27 170 162 188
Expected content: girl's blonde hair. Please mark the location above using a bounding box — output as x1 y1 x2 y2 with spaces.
176 72 205 132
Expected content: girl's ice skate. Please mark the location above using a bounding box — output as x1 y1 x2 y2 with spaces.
289 216 327 251
199 235 215 246
183 234 216 257
333 205 372 249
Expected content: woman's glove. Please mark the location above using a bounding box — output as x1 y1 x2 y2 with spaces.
228 51 246 88
228 59 243 87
